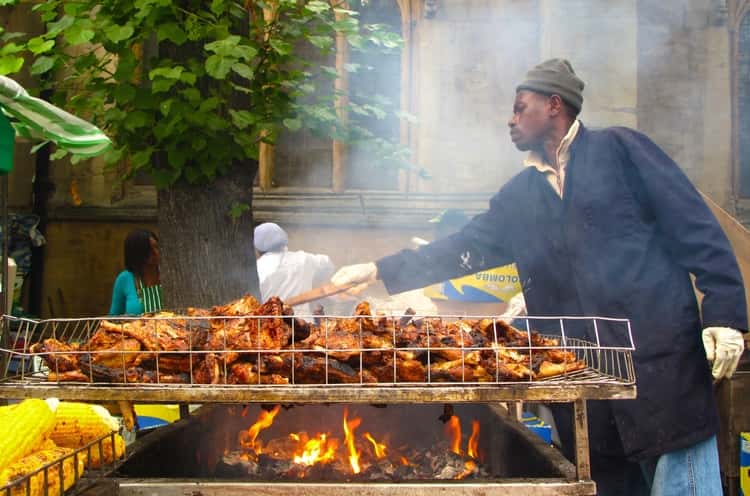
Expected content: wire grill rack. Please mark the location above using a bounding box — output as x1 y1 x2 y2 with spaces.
0 313 636 403
0 431 124 496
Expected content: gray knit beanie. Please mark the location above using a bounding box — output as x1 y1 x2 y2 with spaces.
516 59 585 112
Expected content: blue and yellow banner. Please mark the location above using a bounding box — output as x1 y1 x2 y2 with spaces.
424 263 522 303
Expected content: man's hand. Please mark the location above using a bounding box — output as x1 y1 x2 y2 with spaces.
331 263 378 292
701 326 745 382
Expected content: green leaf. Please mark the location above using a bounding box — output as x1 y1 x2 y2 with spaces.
269 39 292 55
235 45 257 62
157 23 187 45
305 1 330 13
64 24 95 44
231 63 254 80
307 35 333 50
159 99 174 116
210 0 228 16
0 0 18 5
152 78 177 93
179 71 196 85
320 66 339 78
199 97 220 113
0 55 23 75
149 66 184 80
131 148 153 169
229 110 257 130
181 87 201 103
104 24 134 43
114 84 137 104
184 165 201 183
205 54 233 79
27 37 55 55
151 168 177 189
204 35 240 55
0 43 23 56
123 111 150 131
229 201 250 219
46 15 74 37
283 118 301 132
167 145 190 168
30 56 55 75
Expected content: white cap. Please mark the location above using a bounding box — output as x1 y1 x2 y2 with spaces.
254 223 288 252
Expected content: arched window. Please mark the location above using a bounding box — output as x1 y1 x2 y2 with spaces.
739 11 750 196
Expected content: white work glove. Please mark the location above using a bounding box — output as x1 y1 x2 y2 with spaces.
331 262 378 293
701 326 745 382
499 292 527 323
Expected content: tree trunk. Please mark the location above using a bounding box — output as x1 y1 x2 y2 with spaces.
157 162 259 309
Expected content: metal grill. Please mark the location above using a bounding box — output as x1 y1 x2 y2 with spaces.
0 313 636 403
0 431 124 496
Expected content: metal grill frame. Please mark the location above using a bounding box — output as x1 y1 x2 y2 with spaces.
0 313 636 403
0 431 124 496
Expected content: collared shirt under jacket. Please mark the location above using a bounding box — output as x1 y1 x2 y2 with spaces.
376 124 748 460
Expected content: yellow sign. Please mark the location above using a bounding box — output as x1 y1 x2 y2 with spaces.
424 264 522 303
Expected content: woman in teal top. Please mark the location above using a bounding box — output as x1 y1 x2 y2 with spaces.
109 229 163 315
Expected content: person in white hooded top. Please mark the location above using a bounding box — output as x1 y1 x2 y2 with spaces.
254 222 335 316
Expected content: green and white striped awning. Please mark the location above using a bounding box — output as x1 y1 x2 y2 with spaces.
0 76 111 172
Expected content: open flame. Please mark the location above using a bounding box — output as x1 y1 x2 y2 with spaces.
233 407 480 479
467 420 480 459
343 407 362 474
363 432 387 459
445 415 462 455
456 460 478 480
239 404 281 453
292 432 338 466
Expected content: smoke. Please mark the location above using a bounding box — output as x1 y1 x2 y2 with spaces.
269 0 735 263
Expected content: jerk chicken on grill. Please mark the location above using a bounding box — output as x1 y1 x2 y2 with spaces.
30 295 585 384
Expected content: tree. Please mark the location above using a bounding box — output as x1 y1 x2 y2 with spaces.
0 0 407 308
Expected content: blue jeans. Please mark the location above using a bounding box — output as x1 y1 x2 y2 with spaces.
640 435 723 496
594 435 722 496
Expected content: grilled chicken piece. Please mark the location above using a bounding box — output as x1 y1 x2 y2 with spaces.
78 356 189 383
367 353 426 383
29 339 80 372
47 370 89 382
205 297 292 363
228 362 289 385
84 329 144 368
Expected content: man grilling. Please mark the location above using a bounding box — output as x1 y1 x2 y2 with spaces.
331 59 747 495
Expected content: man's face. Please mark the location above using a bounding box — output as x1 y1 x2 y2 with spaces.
508 90 553 151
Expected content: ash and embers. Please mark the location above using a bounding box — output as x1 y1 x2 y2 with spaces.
217 405 488 481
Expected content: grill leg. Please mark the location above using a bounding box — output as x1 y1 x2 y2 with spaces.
573 399 591 481
179 404 190 420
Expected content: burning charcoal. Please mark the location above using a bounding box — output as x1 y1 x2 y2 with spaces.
218 451 260 477
257 454 295 478
433 451 471 480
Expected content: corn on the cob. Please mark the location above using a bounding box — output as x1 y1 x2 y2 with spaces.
0 399 56 471
81 434 125 469
0 440 84 496
0 403 18 420
50 402 120 448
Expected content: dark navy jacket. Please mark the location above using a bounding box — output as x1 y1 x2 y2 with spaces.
376 124 747 460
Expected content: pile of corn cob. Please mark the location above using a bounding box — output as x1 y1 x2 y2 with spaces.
0 399 125 496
